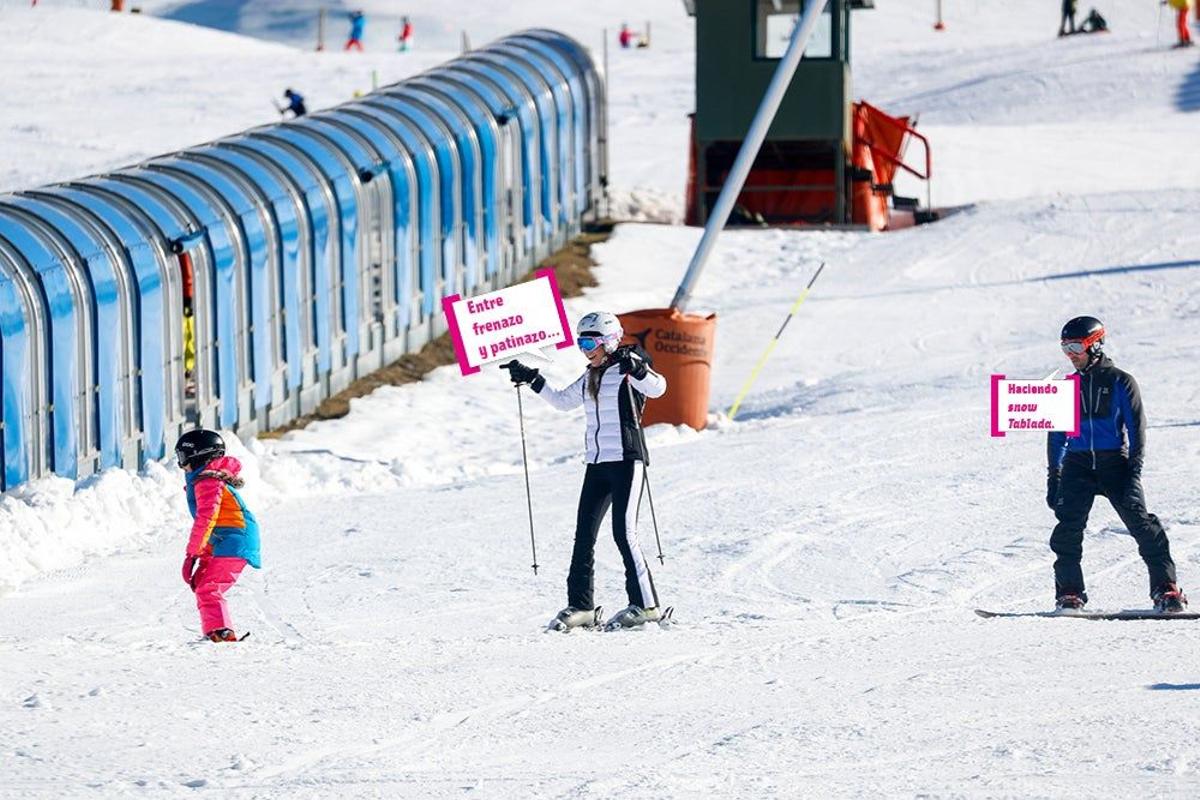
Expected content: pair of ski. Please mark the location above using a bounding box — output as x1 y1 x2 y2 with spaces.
547 606 675 633
976 608 1200 621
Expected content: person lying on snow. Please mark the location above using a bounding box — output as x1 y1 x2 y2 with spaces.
175 429 261 642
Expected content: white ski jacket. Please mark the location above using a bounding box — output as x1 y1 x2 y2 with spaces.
536 347 667 463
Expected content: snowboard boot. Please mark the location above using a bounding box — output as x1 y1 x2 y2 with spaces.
548 606 603 632
205 628 238 642
603 605 662 631
1055 593 1087 612
1153 585 1188 613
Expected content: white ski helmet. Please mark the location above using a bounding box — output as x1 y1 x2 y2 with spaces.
577 311 623 353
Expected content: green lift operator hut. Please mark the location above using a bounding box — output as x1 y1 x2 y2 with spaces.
684 0 926 229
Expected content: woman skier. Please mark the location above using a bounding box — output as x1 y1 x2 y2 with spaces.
506 311 668 631
175 429 261 642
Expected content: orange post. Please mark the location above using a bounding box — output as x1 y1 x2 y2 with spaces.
618 309 717 431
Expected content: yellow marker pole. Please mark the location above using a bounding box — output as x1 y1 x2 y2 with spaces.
727 262 826 420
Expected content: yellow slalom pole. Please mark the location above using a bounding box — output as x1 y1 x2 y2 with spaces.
727 262 826 420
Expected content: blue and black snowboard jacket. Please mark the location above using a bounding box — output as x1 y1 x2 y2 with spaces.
1047 354 1146 472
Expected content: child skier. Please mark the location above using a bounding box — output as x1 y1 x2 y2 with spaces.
175 429 261 642
345 10 366 51
505 311 668 631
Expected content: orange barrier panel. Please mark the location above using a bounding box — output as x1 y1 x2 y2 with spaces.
618 308 716 430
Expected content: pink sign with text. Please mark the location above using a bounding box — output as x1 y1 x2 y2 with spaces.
442 269 574 376
990 374 1080 437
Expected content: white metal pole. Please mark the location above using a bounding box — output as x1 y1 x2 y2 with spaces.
669 0 830 312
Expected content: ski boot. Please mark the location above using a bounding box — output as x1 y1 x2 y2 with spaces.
1153 585 1188 613
603 605 669 631
547 606 603 632
1054 594 1086 613
205 628 239 642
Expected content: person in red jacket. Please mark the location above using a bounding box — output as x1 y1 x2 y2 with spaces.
176 429 262 642
398 15 413 52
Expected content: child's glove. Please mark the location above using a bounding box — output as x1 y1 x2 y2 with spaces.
181 555 198 589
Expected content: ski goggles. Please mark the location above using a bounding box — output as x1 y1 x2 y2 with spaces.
578 335 613 353
1061 331 1103 354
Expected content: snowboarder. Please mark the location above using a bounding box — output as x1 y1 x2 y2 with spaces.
1167 0 1194 47
1058 0 1078 36
282 88 307 118
505 311 668 631
345 10 365 51
398 15 413 52
1046 317 1185 612
176 430 261 642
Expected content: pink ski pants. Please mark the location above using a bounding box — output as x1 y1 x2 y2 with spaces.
192 556 247 635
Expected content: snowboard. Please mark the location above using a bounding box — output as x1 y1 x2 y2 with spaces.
975 608 1200 621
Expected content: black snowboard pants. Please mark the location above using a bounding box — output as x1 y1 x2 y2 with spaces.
1050 450 1176 599
567 460 658 611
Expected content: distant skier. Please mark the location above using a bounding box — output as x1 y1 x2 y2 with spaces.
176 430 262 642
618 23 634 49
282 88 307 118
1058 0 1077 36
345 9 365 51
398 15 413 52
505 311 668 631
1046 317 1185 612
1167 0 1194 47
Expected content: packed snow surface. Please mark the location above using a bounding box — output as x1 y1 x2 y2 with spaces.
2 1 1200 797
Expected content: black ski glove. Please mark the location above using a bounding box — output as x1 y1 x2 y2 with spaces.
1127 456 1143 479
616 349 649 380
1046 468 1061 510
502 361 545 392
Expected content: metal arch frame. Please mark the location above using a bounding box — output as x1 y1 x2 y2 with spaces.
223 135 336 406
406 75 508 292
43 182 186 462
158 154 285 427
449 58 548 262
362 94 463 333
0 236 41 488
250 125 361 395
0 223 59 480
506 36 591 220
184 148 300 428
293 114 393 377
522 29 608 216
374 86 483 299
490 42 580 237
0 195 135 473
318 109 421 361
192 146 305 421
78 175 222 432
339 104 441 348
135 163 258 438
465 51 564 250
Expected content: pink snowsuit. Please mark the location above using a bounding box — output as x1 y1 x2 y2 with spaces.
184 456 260 636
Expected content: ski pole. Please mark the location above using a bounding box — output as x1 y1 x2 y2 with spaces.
727 262 826 420
513 383 540 575
625 378 665 565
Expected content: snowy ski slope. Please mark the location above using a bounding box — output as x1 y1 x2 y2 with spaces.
2 1 1200 796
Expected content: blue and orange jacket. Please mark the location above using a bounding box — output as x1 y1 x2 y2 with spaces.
185 455 261 568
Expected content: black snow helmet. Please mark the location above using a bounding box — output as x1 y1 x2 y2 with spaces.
174 428 225 470
1060 315 1105 355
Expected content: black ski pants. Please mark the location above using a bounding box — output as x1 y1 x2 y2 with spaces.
1050 450 1176 599
567 460 659 611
